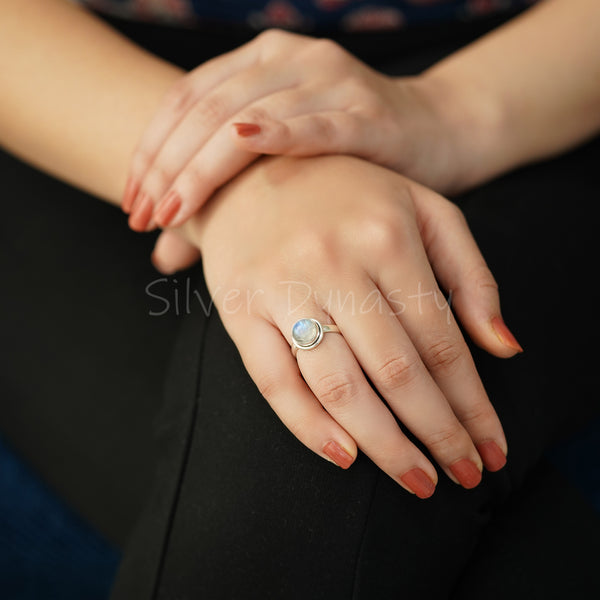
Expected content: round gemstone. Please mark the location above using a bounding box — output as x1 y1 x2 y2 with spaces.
292 318 320 347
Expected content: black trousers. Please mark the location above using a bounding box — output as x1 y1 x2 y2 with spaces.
1 13 599 600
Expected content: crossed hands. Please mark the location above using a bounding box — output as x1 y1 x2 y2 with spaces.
123 30 522 498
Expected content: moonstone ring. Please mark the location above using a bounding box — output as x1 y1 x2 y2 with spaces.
291 318 341 356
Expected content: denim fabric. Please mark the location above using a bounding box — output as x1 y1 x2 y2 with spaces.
0 436 120 600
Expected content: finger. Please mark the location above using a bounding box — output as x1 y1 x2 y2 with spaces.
413 183 523 357
366 223 508 474
154 129 258 228
227 79 363 146
152 86 349 228
225 315 358 470
395 282 507 474
273 303 438 499
232 111 383 163
151 230 201 275
122 39 262 213
130 62 303 230
323 276 486 488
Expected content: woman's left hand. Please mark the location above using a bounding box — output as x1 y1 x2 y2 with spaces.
123 29 466 232
150 154 519 495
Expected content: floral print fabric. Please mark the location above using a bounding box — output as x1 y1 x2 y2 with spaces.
77 0 537 32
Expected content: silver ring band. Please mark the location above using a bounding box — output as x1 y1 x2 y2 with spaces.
291 318 341 357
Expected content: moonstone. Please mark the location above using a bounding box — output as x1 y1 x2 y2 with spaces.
292 318 320 347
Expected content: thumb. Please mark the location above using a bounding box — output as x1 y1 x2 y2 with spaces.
151 229 202 275
412 184 523 358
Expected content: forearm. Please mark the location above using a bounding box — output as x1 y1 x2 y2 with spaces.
0 0 182 205
421 0 600 192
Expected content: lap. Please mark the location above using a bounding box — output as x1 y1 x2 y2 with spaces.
1 15 598 599
113 138 600 598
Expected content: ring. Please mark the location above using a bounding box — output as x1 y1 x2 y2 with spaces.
291 318 341 356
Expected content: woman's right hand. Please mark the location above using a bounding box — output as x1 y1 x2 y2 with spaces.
168 154 521 498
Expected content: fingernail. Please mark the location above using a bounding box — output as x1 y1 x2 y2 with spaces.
155 190 182 227
477 441 507 472
450 459 482 489
128 192 153 232
233 122 262 137
122 176 139 214
491 316 523 353
145 218 158 233
400 468 436 499
323 441 354 469
128 189 144 217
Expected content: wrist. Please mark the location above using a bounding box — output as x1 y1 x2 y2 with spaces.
409 69 508 195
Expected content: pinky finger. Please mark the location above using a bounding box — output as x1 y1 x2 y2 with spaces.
231 112 381 161
227 316 358 469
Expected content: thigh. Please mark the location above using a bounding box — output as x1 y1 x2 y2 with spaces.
459 134 600 481
2 15 597 599
114 301 499 600
0 147 185 548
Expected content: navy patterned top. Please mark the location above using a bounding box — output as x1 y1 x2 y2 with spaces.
77 0 537 32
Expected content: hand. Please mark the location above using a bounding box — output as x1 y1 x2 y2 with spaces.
169 154 520 498
122 29 468 232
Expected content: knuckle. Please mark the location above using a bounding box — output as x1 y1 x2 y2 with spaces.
197 94 227 127
310 114 337 143
423 337 462 377
270 119 293 147
375 354 421 391
314 372 358 411
255 29 299 57
145 162 173 191
365 438 409 469
131 149 152 175
459 402 497 431
236 104 270 125
468 263 499 293
424 424 467 454
181 160 205 189
163 76 195 116
345 77 377 108
357 213 402 259
254 372 280 400
288 228 341 267
257 28 288 45
308 38 346 62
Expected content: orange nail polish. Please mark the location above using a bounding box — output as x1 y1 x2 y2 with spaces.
122 176 139 214
477 441 507 472
128 193 153 232
233 122 262 137
128 189 144 217
491 316 523 353
400 468 436 499
145 218 158 233
154 190 182 227
450 459 482 489
323 441 354 469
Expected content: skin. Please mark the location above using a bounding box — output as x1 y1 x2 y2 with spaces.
1 0 597 493
178 154 510 492
0 0 181 203
121 0 600 234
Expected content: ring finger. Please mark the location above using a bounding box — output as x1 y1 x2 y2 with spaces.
274 305 439 499
323 278 485 489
